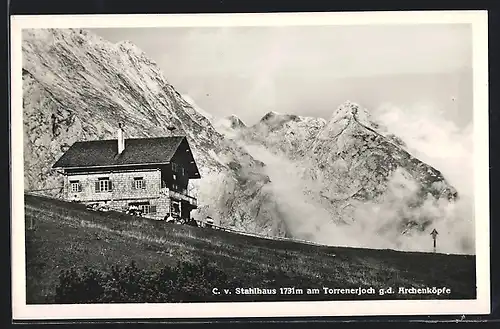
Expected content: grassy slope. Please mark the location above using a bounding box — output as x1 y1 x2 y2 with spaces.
24 194 476 303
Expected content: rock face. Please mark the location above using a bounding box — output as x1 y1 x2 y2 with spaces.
309 101 458 201
22 28 287 236
308 102 458 229
236 101 461 249
225 115 246 130
242 111 327 159
213 115 247 140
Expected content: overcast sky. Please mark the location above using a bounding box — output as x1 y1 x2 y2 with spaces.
91 24 472 128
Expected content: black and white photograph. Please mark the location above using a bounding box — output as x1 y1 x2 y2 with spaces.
11 11 489 319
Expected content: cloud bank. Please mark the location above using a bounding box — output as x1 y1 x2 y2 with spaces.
239 103 474 255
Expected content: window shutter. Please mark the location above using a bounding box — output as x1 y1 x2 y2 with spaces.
78 183 82 192
132 180 136 189
95 182 99 192
143 180 147 189
150 205 156 213
108 181 113 191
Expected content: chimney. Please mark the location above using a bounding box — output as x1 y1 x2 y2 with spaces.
117 123 125 154
167 126 176 135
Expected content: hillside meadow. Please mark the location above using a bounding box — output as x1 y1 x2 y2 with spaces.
24 194 476 303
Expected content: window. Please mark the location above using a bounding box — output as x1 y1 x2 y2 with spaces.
172 162 185 176
129 202 156 215
95 178 112 192
139 204 156 214
70 180 81 192
133 177 146 189
100 180 110 192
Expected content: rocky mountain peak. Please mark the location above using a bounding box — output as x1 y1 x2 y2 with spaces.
213 115 247 138
226 115 246 129
329 101 373 126
334 100 361 114
260 111 281 122
309 100 458 205
240 97 460 238
257 111 305 131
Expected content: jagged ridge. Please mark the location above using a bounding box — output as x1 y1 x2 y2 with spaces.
238 100 459 239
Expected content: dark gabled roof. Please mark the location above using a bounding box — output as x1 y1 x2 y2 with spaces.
53 136 198 173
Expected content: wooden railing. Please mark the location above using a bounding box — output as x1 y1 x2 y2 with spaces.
161 188 198 207
195 222 334 249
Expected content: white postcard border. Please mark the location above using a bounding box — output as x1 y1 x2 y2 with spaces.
10 10 490 320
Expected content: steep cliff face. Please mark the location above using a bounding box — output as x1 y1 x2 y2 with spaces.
234 101 462 248
22 28 287 236
305 101 458 231
307 101 457 200
225 115 247 130
242 112 327 159
213 115 247 140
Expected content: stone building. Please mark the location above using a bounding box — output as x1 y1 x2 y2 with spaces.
52 125 201 221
